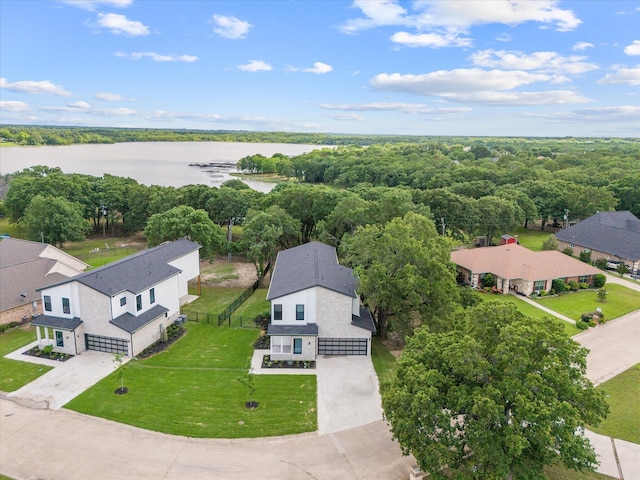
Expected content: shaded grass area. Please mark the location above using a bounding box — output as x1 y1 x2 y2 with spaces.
509 226 553 252
476 292 580 336
589 363 640 444
371 337 397 385
228 288 270 328
536 284 640 321
182 287 245 323
65 323 316 438
0 326 52 392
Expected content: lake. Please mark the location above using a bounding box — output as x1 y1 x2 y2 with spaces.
0 142 327 192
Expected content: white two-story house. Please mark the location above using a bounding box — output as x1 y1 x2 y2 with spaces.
266 241 375 361
33 239 200 357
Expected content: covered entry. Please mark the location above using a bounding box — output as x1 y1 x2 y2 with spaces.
85 334 128 355
318 337 368 355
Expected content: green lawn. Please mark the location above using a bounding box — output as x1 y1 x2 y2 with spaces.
0 218 23 238
182 286 246 323
476 292 580 336
589 363 640 444
536 284 640 321
62 235 146 269
0 326 52 392
509 226 554 251
228 288 270 328
65 323 317 438
371 338 398 385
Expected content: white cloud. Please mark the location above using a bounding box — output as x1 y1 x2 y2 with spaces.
340 0 410 34
370 69 591 105
573 41 594 51
470 49 599 75
94 92 124 101
212 14 252 39
96 13 149 36
0 100 31 112
237 60 272 72
68 100 91 109
525 105 640 123
319 102 471 114
303 62 333 74
116 51 198 62
597 65 640 86
0 77 73 96
391 31 472 48
624 40 640 56
325 113 366 121
495 33 511 43
60 0 132 10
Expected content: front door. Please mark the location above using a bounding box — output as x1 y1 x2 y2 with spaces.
55 330 64 347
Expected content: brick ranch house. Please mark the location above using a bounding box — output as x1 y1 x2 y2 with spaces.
451 243 601 296
0 238 89 325
32 239 200 357
555 211 640 276
266 241 376 361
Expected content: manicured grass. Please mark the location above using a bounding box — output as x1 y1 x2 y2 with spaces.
182 286 245 323
476 292 580 336
543 463 614 480
229 288 270 328
371 338 398 385
62 235 146 269
65 323 317 438
0 326 52 392
589 363 640 444
536 284 640 321
509 226 553 251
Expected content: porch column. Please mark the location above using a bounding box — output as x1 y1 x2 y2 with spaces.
36 326 42 344
44 327 49 343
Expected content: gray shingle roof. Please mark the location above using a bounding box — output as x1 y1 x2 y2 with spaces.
267 324 319 336
0 238 47 267
352 306 376 333
41 238 200 297
31 315 83 331
267 241 356 300
110 304 169 333
555 211 640 261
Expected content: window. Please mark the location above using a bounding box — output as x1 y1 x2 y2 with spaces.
293 338 302 355
149 288 155 304
55 330 64 347
296 304 304 321
44 295 52 312
136 294 142 312
272 337 291 354
62 298 70 314
273 304 282 320
534 280 546 292
579 275 589 284
120 297 126 307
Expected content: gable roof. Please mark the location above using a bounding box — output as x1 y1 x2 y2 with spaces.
0 238 88 312
555 211 640 261
41 238 200 297
451 244 601 281
267 241 356 300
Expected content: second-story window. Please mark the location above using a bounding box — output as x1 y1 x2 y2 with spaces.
62 298 70 314
273 304 282 320
150 288 155 304
44 295 52 312
136 294 142 312
296 304 304 321
120 297 126 307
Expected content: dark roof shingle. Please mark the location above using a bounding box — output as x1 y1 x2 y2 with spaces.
110 304 169 333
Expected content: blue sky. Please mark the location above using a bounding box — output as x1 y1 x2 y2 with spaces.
1 0 639 137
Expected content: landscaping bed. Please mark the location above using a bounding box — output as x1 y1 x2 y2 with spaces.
261 355 315 369
22 346 73 362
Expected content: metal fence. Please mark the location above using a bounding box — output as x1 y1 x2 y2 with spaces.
217 261 271 326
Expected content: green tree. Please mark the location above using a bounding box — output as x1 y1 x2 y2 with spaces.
23 195 90 247
476 196 520 246
541 234 559 251
382 302 608 480
143 205 225 258
341 212 458 338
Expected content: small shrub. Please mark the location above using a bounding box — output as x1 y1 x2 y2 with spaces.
552 279 568 293
593 258 608 270
541 234 559 251
593 273 606 288
42 344 54 354
616 263 630 276
562 247 574 256
0 321 21 334
576 320 592 330
482 273 495 289
567 280 579 291
597 287 608 303
539 290 548 296
579 249 592 264
579 282 589 289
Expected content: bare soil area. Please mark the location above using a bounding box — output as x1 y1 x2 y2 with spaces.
199 257 259 288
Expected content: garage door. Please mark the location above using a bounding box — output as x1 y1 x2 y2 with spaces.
85 334 128 354
318 338 368 356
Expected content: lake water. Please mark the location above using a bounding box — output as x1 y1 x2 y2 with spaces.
0 142 327 192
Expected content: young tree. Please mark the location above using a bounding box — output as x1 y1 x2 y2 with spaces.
23 195 90 247
341 212 458 338
382 302 608 480
541 234 559 251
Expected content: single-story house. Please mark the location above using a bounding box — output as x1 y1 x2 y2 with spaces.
555 211 640 275
266 241 376 361
451 243 601 296
0 238 89 325
33 238 200 357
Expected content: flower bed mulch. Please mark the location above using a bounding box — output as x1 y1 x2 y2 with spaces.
22 346 73 362
261 355 315 369
136 325 186 359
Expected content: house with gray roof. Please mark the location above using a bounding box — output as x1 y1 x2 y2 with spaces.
33 238 200 357
266 241 375 360
555 211 640 275
0 238 89 325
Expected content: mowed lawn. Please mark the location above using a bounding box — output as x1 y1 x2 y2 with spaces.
0 326 52 392
536 284 640 321
65 323 317 438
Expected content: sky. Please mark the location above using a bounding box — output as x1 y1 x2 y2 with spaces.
1 0 639 137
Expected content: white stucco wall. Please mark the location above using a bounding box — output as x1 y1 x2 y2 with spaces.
168 250 200 300
271 289 317 325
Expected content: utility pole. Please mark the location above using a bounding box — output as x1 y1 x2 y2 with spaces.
441 217 446 236
563 209 569 228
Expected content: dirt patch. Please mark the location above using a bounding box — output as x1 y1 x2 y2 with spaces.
199 257 259 288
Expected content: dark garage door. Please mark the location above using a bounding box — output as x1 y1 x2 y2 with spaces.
318 338 368 355
85 334 128 354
